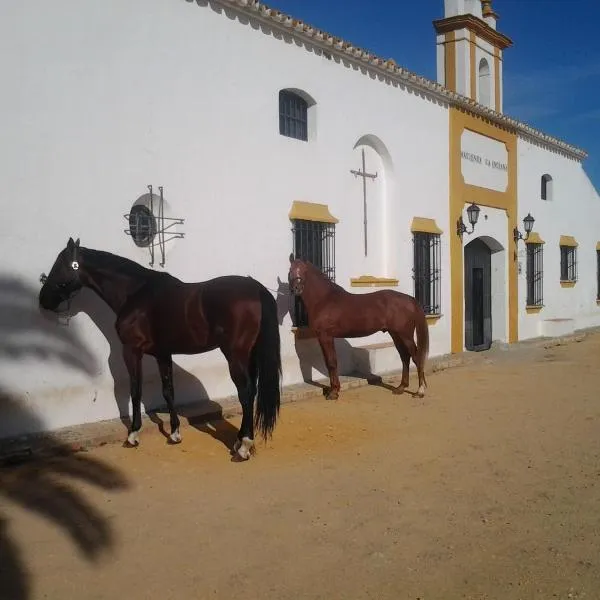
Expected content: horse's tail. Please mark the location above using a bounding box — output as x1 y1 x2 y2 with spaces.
254 284 282 439
415 303 430 387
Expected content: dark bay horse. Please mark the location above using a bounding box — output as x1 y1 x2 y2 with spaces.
39 238 281 460
288 258 429 400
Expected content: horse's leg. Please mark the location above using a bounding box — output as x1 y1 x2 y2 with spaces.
390 333 411 395
317 335 340 400
227 350 256 461
400 335 426 398
156 355 181 444
123 345 143 446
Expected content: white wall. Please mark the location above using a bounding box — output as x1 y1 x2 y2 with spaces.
517 138 600 339
0 0 450 438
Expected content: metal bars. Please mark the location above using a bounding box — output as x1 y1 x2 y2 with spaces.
526 242 544 306
413 232 441 315
291 219 336 327
279 91 308 141
560 245 577 282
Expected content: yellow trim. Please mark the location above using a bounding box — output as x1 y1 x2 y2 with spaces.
560 281 576 288
288 201 339 224
525 231 545 245
494 47 501 112
526 305 543 314
410 217 443 235
426 314 442 326
445 31 456 91
350 276 399 288
559 235 578 248
449 107 518 353
469 31 476 100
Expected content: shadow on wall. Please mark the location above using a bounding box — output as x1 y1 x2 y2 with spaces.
0 275 129 600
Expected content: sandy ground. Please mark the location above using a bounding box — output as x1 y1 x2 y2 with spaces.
1 334 600 600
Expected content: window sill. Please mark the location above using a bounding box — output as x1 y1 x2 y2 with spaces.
425 314 442 325
291 327 317 340
525 305 543 314
560 280 577 288
350 276 399 287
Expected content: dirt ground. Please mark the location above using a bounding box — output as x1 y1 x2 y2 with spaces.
1 334 600 600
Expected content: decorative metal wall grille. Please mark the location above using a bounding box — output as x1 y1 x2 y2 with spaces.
291 219 335 327
413 232 441 315
124 185 185 268
279 91 308 141
526 242 544 306
560 245 577 282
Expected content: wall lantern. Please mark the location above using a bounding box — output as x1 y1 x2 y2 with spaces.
456 202 481 237
513 213 535 243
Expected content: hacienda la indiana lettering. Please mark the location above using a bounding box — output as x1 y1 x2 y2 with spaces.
461 150 508 172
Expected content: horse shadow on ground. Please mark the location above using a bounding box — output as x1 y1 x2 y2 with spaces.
70 289 239 451
275 277 403 396
0 275 130 600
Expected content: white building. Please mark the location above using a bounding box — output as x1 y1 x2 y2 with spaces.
1 0 599 438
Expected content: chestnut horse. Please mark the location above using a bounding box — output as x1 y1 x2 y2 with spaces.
39 238 281 461
288 258 429 399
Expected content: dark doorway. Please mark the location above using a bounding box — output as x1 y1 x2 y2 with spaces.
464 238 492 351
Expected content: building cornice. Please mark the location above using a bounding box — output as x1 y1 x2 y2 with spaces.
433 14 513 50
214 0 588 161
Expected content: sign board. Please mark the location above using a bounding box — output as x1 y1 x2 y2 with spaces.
461 129 508 192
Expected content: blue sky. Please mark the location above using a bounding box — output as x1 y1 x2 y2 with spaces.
267 0 600 191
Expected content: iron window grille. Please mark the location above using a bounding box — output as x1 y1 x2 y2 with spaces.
128 204 157 248
560 245 577 282
279 90 308 142
291 219 336 327
526 242 544 306
413 232 441 315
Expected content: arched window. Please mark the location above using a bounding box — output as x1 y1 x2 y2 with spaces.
541 174 553 200
478 58 491 108
279 90 309 141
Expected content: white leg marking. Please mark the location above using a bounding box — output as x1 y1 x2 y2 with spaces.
127 430 140 446
170 428 182 444
417 384 425 398
236 437 254 460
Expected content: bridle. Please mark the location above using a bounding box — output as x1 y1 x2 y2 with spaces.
39 258 83 322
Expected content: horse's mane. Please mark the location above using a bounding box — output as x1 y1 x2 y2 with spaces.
303 260 346 293
81 247 178 282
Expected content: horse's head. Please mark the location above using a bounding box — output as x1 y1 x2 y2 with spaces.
39 237 84 312
288 256 309 296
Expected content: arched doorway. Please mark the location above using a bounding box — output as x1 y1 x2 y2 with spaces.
464 238 492 351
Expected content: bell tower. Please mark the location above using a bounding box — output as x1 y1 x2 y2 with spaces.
434 0 512 112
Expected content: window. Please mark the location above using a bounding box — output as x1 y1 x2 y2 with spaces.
413 232 441 315
541 174 553 201
478 58 491 108
560 245 577 283
279 90 308 141
128 204 156 248
526 242 544 307
291 219 336 327
597 248 600 300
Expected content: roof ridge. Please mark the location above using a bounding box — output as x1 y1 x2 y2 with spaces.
215 0 588 161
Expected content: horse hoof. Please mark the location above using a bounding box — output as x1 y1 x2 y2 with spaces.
168 429 182 444
416 386 426 399
233 437 254 461
326 392 339 401
393 386 406 395
126 431 140 447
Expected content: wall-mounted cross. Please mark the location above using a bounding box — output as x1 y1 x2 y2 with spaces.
350 148 378 256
